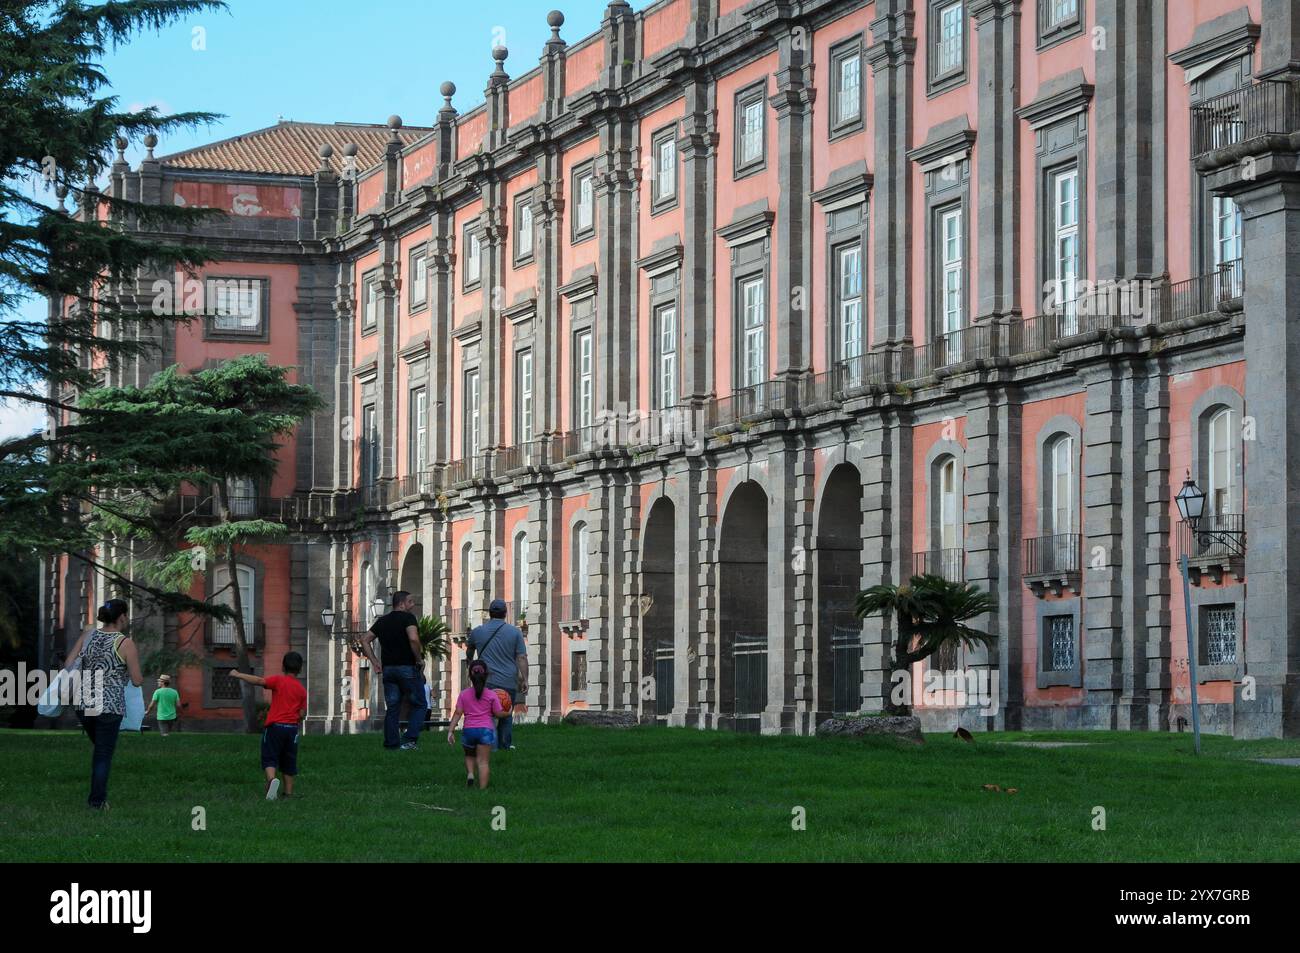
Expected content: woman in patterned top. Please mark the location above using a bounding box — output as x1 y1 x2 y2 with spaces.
63 598 143 809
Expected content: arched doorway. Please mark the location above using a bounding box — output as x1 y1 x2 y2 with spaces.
816 465 864 716
399 543 424 616
718 481 768 732
640 498 676 722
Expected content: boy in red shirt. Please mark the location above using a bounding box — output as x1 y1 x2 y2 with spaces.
231 652 307 800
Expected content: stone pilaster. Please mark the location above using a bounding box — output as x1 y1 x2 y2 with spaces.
594 123 639 415
678 78 718 402
694 463 719 727
771 24 814 377
1257 0 1300 80
866 0 916 344
1095 0 1167 280
971 0 1021 320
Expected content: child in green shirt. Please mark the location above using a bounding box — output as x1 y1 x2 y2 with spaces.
145 675 180 736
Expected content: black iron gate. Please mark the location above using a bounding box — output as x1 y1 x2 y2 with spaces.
734 631 767 732
654 641 674 718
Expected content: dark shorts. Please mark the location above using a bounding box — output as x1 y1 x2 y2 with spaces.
261 723 300 774
460 726 496 753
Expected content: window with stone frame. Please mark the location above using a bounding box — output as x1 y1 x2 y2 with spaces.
1200 604 1238 667
1186 53 1252 277
570 648 588 694
462 368 480 460
928 0 967 95
573 329 594 430
360 401 379 486
409 249 428 310
205 276 267 339
514 193 535 265
210 666 242 702
1038 0 1083 48
515 349 534 444
409 386 428 473
1047 163 1081 329
571 163 596 242
462 223 483 290
651 125 678 211
734 82 767 178
830 38 864 135
361 273 380 333
1044 613 1076 672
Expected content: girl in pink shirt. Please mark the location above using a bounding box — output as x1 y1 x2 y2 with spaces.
448 660 504 789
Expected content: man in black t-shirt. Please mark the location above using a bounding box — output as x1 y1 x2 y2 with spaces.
360 591 428 750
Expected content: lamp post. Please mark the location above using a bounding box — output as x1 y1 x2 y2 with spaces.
370 596 386 625
1174 474 1206 755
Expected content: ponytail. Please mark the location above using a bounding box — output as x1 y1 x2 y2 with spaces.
97 598 128 625
468 660 488 700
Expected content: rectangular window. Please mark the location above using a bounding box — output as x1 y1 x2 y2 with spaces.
575 330 594 429
410 251 428 308
362 277 380 332
1202 605 1237 666
361 403 378 485
931 0 966 88
735 85 766 176
515 198 534 263
831 44 863 130
211 667 242 701
939 459 959 551
939 206 964 339
652 128 677 207
1045 614 1076 672
836 243 863 363
740 276 766 388
570 650 587 693
208 278 264 334
655 303 678 410
516 350 534 444
463 370 480 459
1213 196 1243 269
1050 166 1080 330
1040 0 1081 43
1050 436 1075 536
410 387 427 473
463 227 482 288
1208 409 1233 516
572 166 595 241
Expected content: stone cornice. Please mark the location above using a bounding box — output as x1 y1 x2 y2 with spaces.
1016 72 1095 130
907 121 977 170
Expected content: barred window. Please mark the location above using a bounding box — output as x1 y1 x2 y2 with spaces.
1045 614 1075 672
1203 606 1237 666
211 667 242 701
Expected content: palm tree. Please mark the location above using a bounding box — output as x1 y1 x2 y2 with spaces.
854 573 997 715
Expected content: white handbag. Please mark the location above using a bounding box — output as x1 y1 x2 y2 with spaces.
37 658 81 718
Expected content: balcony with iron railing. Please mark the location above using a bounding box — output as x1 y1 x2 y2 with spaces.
1154 258 1244 324
1022 533 1082 596
554 591 592 631
1191 80 1300 159
912 548 966 581
1179 513 1246 584
205 618 266 650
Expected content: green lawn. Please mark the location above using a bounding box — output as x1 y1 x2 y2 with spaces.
2 725 1298 862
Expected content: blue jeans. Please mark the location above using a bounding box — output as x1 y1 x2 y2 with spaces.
495 689 516 750
78 712 123 808
382 665 428 747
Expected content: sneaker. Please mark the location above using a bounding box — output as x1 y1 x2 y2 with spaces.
400 741 419 751
266 778 280 800
466 775 475 788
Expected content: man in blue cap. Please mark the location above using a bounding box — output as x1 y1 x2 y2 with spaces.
467 599 528 750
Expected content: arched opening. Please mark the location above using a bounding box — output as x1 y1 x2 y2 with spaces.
816 464 864 716
640 498 676 722
399 543 424 617
718 481 768 732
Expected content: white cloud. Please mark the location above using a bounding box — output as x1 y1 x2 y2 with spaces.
0 397 47 443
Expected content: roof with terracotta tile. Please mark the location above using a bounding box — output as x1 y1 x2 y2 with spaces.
156 120 433 177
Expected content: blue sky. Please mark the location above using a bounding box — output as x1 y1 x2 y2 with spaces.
2 0 618 440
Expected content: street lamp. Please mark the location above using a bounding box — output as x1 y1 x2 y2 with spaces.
370 596 386 624
320 606 335 631
1174 473 1204 755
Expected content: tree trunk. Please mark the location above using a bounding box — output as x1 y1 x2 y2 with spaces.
887 607 912 716
215 483 258 732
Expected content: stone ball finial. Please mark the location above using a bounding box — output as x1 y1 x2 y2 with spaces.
387 114 403 130
343 143 359 157
493 45 509 63
440 80 456 99
114 135 128 152
318 143 334 159
143 133 158 148
547 9 565 28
